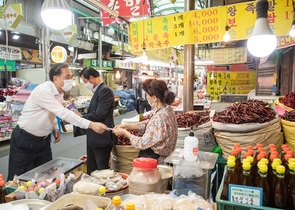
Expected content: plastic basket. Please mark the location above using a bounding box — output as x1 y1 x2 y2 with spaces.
216 166 282 210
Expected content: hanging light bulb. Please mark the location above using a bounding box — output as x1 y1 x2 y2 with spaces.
41 0 72 30
223 25 231 42
115 71 121 79
290 20 295 37
142 47 148 62
247 0 277 58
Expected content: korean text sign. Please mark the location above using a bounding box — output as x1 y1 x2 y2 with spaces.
89 0 149 26
129 0 291 52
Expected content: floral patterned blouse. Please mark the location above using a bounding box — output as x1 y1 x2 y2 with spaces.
130 105 178 164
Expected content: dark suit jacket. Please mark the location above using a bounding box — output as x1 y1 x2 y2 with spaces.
135 81 144 101
83 82 116 148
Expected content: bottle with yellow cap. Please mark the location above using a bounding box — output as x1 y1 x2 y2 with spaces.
273 165 287 208
239 160 253 187
99 186 106 197
221 159 238 201
257 164 270 207
110 195 125 210
125 202 135 210
286 162 295 210
95 208 103 210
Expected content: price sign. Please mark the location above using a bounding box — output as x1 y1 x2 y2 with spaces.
229 184 262 206
188 8 222 43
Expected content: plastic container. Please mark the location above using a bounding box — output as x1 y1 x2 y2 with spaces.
128 158 162 195
184 127 199 161
216 166 281 210
43 194 111 210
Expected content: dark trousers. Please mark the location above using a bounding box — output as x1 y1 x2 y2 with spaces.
7 125 52 181
86 144 113 175
139 100 151 114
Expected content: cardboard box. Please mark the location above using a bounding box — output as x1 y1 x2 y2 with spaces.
5 192 16 203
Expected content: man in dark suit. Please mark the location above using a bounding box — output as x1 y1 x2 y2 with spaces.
80 67 117 174
135 73 151 114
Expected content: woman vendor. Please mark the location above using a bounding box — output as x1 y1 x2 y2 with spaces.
112 79 178 164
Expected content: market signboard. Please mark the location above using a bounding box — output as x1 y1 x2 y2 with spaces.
114 60 136 70
0 60 15 71
129 0 291 52
84 59 113 70
198 47 247 65
0 44 21 60
3 3 23 28
206 64 256 101
277 35 295 49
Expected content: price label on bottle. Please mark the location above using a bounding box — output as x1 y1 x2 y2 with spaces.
229 184 262 206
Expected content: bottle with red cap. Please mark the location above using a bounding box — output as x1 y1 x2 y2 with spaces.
128 158 162 195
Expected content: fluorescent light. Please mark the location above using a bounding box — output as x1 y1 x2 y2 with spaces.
247 0 277 58
41 0 72 30
12 34 19 39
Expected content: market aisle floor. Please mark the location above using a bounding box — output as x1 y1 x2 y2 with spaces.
0 110 138 181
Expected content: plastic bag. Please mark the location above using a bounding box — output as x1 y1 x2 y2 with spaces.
65 173 76 194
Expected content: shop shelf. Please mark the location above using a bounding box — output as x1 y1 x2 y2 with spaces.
216 166 282 210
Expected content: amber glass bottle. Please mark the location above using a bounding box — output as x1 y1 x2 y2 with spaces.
257 164 270 207
287 162 295 210
221 159 238 201
274 165 287 209
239 160 253 187
235 146 242 179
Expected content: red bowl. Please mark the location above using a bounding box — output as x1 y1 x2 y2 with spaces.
106 172 129 193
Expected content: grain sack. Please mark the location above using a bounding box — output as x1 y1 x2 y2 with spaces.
176 121 217 152
111 145 139 175
215 118 283 159
281 119 295 151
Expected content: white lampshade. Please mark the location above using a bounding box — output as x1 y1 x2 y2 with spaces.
41 0 72 30
107 28 115 36
247 0 277 58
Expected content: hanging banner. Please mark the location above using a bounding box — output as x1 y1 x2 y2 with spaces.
198 47 247 65
0 44 21 60
129 0 292 52
61 25 77 43
89 0 150 26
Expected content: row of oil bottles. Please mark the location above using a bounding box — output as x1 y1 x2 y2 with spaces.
95 195 135 210
221 143 295 209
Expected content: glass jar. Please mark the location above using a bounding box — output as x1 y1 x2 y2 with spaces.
128 158 162 195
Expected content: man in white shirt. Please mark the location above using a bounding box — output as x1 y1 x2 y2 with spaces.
7 63 109 181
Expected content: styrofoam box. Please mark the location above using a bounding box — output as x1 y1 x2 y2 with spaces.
43 194 112 210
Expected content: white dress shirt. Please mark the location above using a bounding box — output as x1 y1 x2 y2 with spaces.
18 81 90 137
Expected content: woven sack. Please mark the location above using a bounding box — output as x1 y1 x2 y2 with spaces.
111 145 139 175
176 121 217 152
281 119 295 151
215 118 283 159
